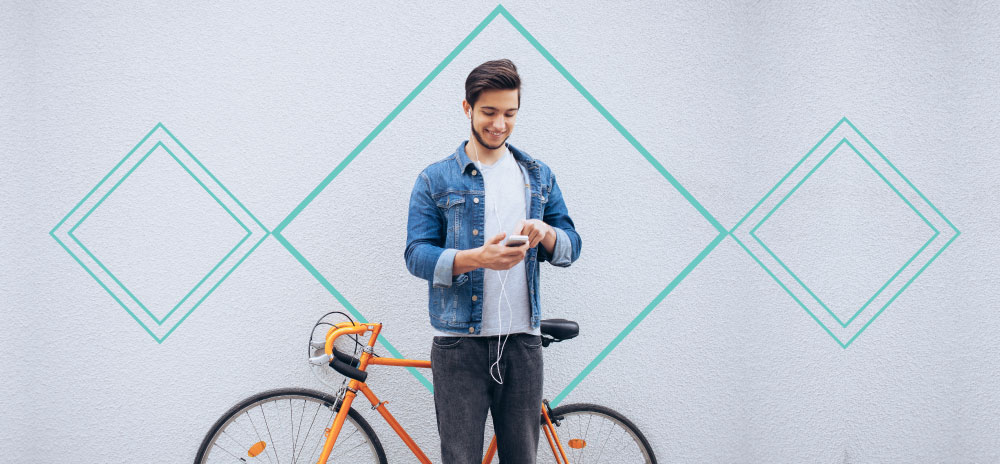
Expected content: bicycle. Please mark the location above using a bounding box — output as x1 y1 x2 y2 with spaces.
196 313 656 463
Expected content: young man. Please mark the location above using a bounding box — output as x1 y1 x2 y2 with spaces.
404 59 582 462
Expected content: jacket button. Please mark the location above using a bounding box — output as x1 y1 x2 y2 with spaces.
472 229 479 236
471 169 478 176
473 197 479 204
468 327 475 334
472 295 478 302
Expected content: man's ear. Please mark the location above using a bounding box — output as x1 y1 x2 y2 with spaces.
462 100 472 118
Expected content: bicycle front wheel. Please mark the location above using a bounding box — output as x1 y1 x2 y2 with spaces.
542 402 656 464
195 388 387 464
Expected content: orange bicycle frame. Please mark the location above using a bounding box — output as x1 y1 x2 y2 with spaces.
315 322 570 464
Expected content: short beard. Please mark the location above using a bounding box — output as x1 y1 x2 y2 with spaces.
470 120 507 151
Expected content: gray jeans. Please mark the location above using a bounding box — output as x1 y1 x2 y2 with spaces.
431 333 544 463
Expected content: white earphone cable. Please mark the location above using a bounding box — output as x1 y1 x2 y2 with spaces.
470 133 516 385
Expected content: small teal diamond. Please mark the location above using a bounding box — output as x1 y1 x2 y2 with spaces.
731 118 959 348
51 124 269 342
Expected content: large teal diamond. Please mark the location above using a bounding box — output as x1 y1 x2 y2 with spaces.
272 5 726 404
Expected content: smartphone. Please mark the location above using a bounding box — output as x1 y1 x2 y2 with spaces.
505 234 529 247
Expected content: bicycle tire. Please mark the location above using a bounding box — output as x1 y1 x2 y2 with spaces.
195 387 387 464
543 402 656 464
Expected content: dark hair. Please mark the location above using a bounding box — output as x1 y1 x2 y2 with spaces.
465 59 521 109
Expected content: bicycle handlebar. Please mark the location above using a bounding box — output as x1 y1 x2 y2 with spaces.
321 343 366 382
330 350 368 382
314 323 374 383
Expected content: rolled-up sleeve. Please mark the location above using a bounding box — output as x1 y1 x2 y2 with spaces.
547 228 573 267
405 172 449 283
432 248 459 288
537 171 581 267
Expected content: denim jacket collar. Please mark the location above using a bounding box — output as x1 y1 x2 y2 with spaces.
453 140 537 173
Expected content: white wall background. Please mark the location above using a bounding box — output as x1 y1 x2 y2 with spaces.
2 1 997 462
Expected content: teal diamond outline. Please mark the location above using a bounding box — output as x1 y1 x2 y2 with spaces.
749 138 938 328
50 123 271 343
68 141 253 326
730 117 960 348
271 4 726 405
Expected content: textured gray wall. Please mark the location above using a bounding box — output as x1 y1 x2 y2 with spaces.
2 1 997 462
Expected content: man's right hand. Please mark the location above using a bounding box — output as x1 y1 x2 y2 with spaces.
453 232 529 274
478 232 529 271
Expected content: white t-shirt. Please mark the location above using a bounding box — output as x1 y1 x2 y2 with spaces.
434 147 539 337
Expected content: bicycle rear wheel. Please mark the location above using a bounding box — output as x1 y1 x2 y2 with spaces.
541 402 656 463
195 387 387 464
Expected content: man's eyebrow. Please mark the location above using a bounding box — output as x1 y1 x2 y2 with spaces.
480 106 519 111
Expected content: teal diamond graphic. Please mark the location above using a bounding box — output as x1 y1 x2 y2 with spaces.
51 123 270 343
731 118 959 348
272 4 726 404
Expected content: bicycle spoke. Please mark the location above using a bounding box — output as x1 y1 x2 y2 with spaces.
293 403 323 464
209 440 242 462
544 406 654 464
291 399 306 463
199 390 383 464
580 413 593 463
216 421 271 464
218 430 258 463
245 411 275 464
597 421 614 461
305 408 336 464
288 399 295 463
335 435 371 457
258 405 281 464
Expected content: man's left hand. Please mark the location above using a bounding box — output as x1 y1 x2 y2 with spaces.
516 219 556 251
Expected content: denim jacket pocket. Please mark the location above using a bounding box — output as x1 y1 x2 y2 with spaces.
434 192 466 249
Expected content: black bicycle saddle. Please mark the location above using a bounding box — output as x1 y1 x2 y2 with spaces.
540 319 579 341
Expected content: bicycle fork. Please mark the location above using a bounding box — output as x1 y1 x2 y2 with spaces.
318 379 433 464
316 383 358 462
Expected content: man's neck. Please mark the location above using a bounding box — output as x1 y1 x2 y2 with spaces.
465 138 506 166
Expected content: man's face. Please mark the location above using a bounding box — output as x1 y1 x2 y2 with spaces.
467 88 519 150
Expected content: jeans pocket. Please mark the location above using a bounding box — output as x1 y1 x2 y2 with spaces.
432 336 465 349
518 335 543 350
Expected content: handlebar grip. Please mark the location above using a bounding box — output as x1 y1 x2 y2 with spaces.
330 355 368 382
332 347 361 368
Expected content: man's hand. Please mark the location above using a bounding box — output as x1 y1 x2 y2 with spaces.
478 232 530 270
454 232 529 274
517 219 556 253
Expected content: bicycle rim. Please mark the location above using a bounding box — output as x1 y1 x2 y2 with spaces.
196 388 385 464
542 403 656 464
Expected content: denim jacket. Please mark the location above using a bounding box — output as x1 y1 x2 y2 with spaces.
405 141 582 334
